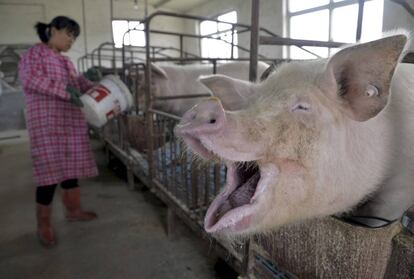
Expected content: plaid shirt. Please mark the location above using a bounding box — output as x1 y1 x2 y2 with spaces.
19 43 98 186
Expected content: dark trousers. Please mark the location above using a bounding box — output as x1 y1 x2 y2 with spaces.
36 179 78 205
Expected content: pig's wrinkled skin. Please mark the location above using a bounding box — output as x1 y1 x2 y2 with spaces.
175 32 414 235
140 61 269 116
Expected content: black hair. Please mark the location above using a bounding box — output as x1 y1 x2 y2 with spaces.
35 16 80 43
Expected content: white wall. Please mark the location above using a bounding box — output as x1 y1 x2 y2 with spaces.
0 3 46 45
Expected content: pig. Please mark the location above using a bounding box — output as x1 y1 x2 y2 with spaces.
175 32 414 235
139 61 269 116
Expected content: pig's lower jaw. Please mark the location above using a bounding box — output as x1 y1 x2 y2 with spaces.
204 162 278 234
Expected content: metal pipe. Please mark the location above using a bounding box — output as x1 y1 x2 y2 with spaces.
145 20 155 181
231 25 235 59
148 109 181 121
260 36 345 48
356 0 365 41
155 93 211 100
147 57 278 62
249 0 260 82
180 35 184 59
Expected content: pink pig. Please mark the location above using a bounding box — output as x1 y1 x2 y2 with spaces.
175 32 414 235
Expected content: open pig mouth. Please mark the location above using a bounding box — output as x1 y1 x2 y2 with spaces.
179 134 277 234
204 161 261 233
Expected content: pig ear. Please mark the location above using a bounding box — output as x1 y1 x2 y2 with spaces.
324 34 407 121
151 63 168 80
199 74 254 110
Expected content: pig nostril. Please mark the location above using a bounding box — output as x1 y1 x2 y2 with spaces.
209 119 216 124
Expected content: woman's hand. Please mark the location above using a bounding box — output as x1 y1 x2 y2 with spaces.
65 85 84 107
84 67 102 82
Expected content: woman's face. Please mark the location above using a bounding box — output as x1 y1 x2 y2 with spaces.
48 27 76 53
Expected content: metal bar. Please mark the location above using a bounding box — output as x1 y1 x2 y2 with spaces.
148 57 277 62
182 142 190 208
356 0 365 41
196 26 246 39
214 165 221 195
204 165 210 206
161 118 168 189
213 60 217 74
260 36 345 48
171 124 178 200
169 119 175 194
191 165 199 209
145 20 155 181
98 46 102 68
149 109 181 121
153 116 159 180
328 0 333 57
135 64 144 113
250 0 260 82
155 93 211 100
180 35 184 59
231 25 235 59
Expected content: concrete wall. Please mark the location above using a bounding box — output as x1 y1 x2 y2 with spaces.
184 0 284 59
0 90 26 132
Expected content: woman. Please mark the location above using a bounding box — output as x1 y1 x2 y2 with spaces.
18 16 98 247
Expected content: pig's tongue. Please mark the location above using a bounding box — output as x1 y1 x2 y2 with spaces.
215 164 260 221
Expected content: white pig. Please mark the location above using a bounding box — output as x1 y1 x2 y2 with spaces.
140 61 269 116
175 32 414 235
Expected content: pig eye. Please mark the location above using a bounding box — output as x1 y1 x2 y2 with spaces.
292 103 310 112
366 84 379 97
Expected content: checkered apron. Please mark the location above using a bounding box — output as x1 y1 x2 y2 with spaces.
18 43 98 186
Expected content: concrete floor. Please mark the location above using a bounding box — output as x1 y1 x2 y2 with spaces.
0 131 236 279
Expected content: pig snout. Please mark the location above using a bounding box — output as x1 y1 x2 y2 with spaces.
176 97 226 136
175 97 227 159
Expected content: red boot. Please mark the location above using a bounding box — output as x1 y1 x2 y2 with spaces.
36 204 56 247
62 187 97 221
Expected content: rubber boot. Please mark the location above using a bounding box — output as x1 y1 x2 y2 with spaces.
36 204 56 247
62 187 97 221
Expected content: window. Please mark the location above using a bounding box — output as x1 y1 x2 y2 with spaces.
200 11 238 58
286 0 384 59
112 20 145 48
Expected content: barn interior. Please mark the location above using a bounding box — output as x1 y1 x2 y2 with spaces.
1 0 414 278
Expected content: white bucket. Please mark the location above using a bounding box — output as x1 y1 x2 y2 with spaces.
80 75 133 128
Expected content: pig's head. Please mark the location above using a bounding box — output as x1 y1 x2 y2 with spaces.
175 34 408 236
